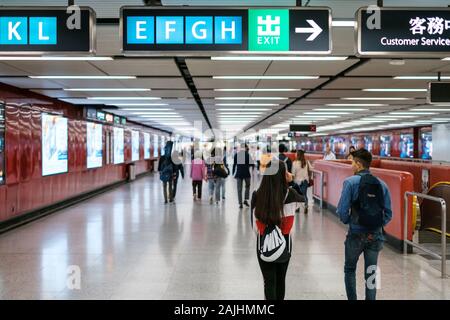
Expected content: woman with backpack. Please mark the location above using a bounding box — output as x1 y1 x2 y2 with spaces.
251 160 304 300
292 149 312 214
158 141 174 204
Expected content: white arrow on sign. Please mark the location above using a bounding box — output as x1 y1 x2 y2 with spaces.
295 19 323 41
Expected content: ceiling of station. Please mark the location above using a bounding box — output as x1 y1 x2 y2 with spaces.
1 1 450 138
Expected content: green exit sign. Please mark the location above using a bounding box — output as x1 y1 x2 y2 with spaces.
248 9 290 51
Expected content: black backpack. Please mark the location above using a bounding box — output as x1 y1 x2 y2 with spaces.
352 173 385 230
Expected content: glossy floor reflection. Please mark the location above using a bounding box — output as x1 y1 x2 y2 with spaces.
0 172 449 300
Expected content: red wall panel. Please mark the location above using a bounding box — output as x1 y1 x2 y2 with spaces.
0 83 168 224
313 160 414 241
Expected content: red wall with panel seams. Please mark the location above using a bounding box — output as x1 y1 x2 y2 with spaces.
0 83 166 224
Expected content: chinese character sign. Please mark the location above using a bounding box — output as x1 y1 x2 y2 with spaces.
358 8 450 56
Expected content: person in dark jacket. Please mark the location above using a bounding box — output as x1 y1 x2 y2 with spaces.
171 149 185 201
158 141 174 204
277 143 292 173
232 144 255 209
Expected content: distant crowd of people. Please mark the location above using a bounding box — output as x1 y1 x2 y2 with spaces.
157 141 392 301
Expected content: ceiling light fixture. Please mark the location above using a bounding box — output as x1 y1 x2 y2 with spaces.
215 103 279 106
213 76 319 80
341 97 412 101
0 56 113 61
215 97 288 100
394 76 450 80
326 103 388 107
29 75 136 79
214 88 300 92
363 88 427 92
211 56 348 61
87 97 161 100
64 88 150 92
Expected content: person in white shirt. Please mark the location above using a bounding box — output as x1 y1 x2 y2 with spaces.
255 146 262 173
292 150 312 214
323 145 336 160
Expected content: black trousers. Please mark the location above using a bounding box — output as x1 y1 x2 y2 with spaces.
173 177 179 198
192 180 203 199
257 255 290 300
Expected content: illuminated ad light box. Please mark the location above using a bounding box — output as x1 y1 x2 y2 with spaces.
0 6 96 54
41 113 68 176
113 127 124 164
153 134 159 158
144 132 150 160
121 6 331 54
132 130 140 161
86 122 103 169
357 7 450 56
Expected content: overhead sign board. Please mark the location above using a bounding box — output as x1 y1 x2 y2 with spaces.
290 124 316 132
121 6 331 54
0 6 96 54
357 7 450 56
428 82 450 104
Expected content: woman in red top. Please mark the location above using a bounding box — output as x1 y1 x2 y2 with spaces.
251 160 304 300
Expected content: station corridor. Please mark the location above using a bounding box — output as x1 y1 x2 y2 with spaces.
0 173 448 300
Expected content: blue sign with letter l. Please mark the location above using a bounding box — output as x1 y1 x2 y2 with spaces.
214 16 242 44
127 16 154 44
0 17 28 44
29 17 57 45
156 16 183 44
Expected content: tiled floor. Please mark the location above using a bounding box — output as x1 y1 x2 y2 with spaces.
0 172 449 300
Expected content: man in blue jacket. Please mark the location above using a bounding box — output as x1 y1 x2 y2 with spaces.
337 148 392 300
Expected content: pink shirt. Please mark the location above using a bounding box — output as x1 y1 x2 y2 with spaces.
190 159 206 181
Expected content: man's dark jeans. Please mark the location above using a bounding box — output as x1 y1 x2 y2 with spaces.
344 232 383 300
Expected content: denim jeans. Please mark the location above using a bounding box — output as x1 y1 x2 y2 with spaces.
298 180 309 204
344 232 384 300
215 177 225 202
208 180 215 198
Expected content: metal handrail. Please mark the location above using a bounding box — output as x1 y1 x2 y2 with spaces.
311 169 324 209
403 191 447 278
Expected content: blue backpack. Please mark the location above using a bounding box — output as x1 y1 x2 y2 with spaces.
160 158 173 182
352 173 385 230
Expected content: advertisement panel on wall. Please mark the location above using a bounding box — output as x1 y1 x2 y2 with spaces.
132 130 140 161
87 122 103 169
144 132 150 159
42 113 68 176
114 127 124 164
161 136 165 155
153 134 159 158
0 103 5 184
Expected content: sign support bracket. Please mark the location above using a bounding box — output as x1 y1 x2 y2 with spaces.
438 72 442 82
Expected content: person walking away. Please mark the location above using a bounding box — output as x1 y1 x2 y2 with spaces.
158 141 175 204
255 146 262 173
277 144 292 173
190 150 206 201
171 150 184 202
213 148 228 204
206 149 217 204
251 160 304 300
347 146 356 160
336 148 392 300
323 144 336 160
233 144 255 209
292 150 312 214
221 146 230 200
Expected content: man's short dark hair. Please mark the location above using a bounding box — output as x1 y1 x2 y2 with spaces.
279 143 287 153
351 148 372 168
